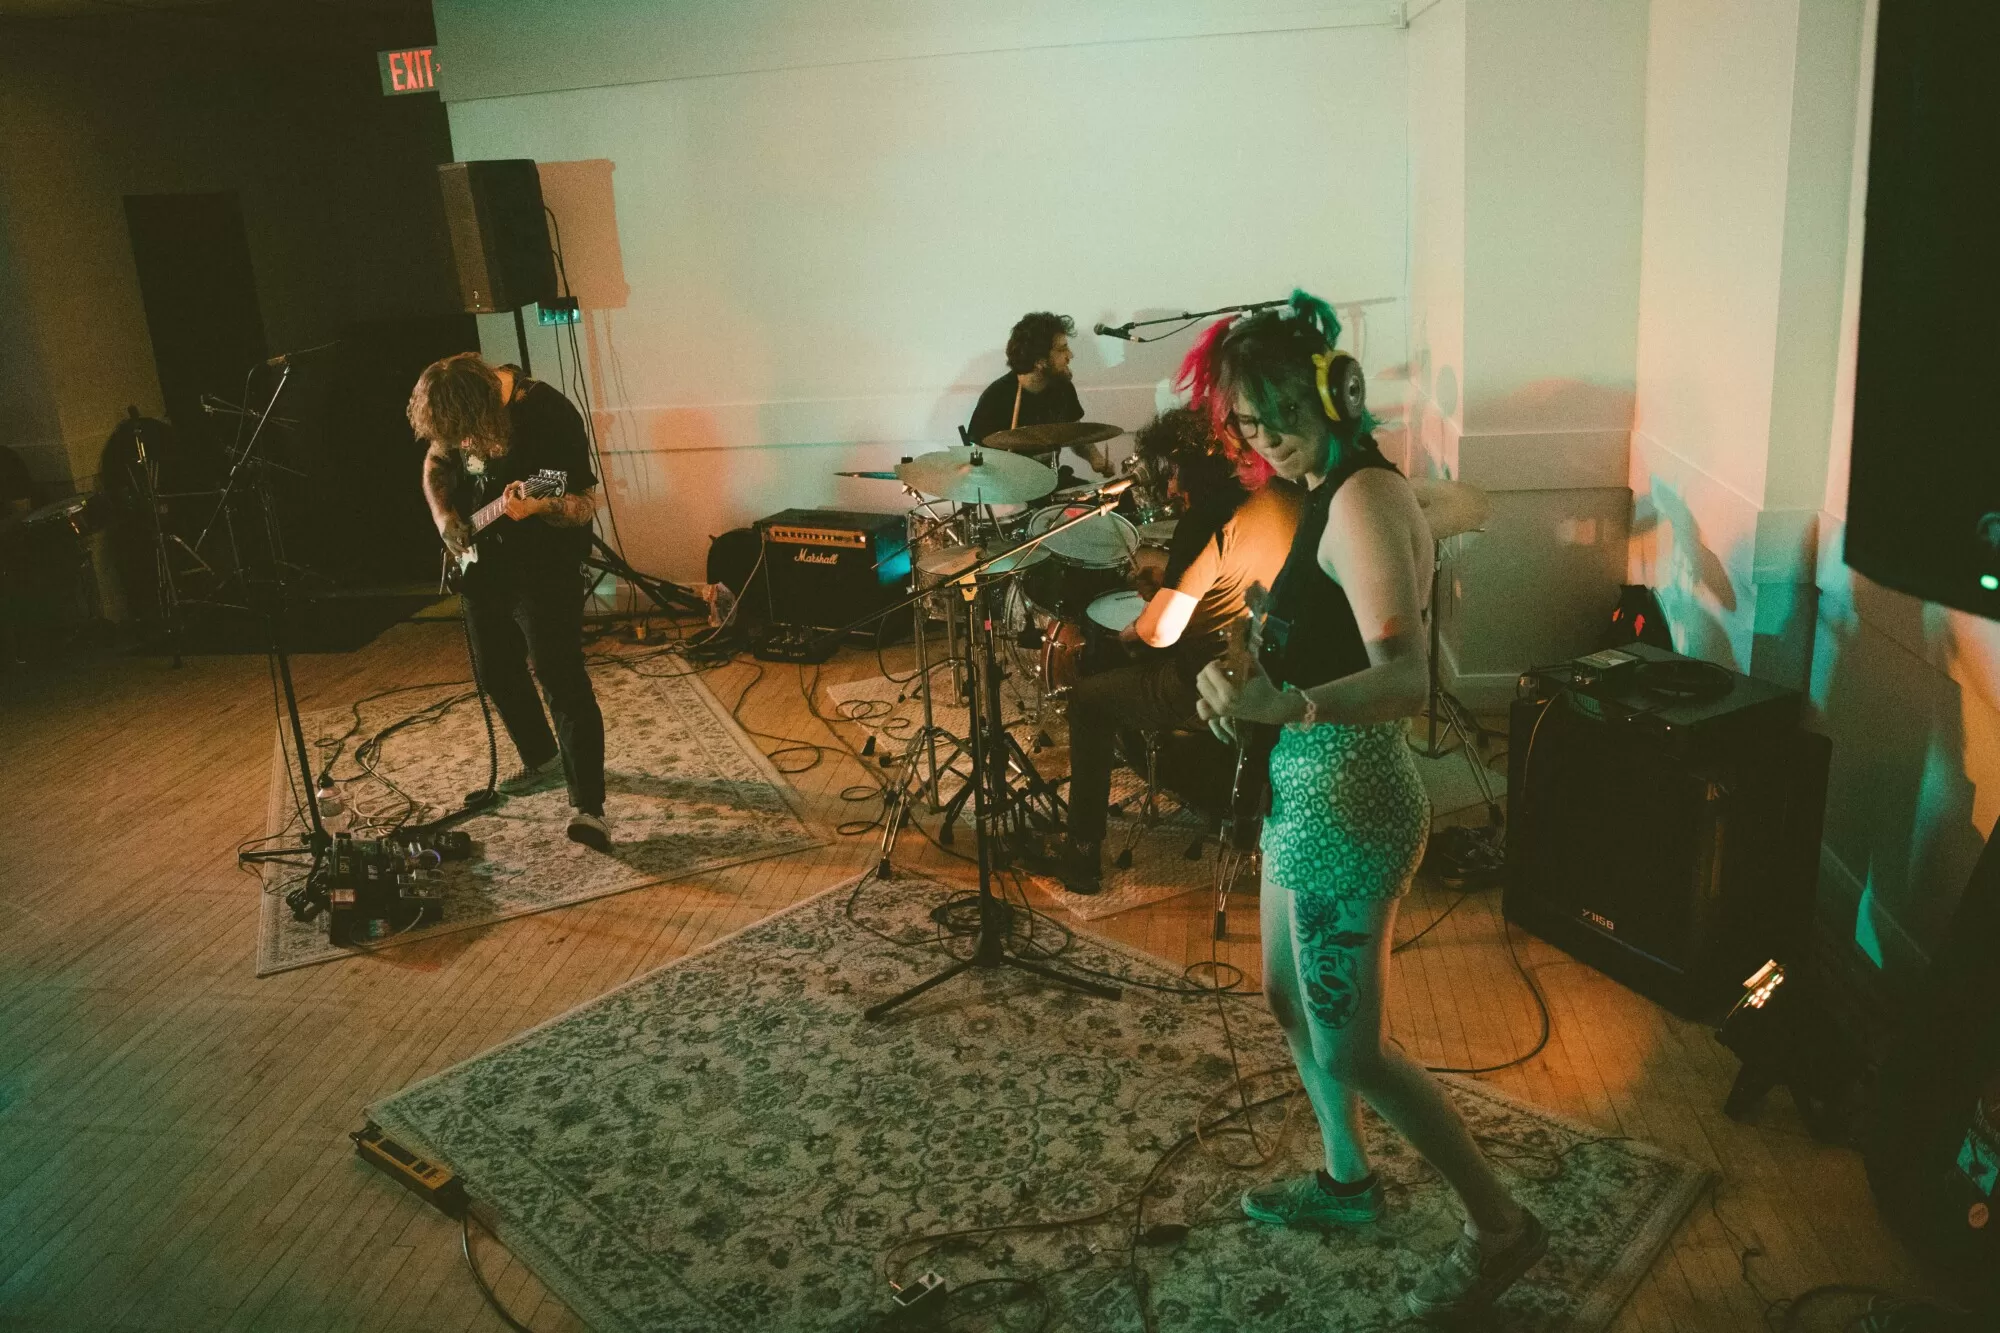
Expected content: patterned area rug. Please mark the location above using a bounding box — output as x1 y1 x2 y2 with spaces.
371 873 1711 1332
255 657 824 975
825 672 1222 922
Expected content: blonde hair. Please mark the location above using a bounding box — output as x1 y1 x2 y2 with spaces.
407 353 510 453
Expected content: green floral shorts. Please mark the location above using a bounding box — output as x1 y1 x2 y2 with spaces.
1261 720 1429 900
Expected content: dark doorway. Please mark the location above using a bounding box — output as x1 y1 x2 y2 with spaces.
123 193 268 467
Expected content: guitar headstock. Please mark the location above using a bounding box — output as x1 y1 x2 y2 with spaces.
523 468 568 501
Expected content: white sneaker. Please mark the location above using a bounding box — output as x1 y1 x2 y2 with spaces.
566 811 611 852
498 757 559 797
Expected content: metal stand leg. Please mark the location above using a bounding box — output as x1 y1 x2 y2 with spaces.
1212 847 1259 940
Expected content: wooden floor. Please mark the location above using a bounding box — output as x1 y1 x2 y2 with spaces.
0 618 1935 1332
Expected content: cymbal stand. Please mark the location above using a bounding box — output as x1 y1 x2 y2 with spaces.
1412 538 1500 813
865 524 1121 1020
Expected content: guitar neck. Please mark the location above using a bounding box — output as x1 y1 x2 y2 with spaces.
468 492 511 537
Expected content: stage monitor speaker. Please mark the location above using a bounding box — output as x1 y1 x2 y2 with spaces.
437 160 556 315
1505 648 1831 1020
755 508 909 635
1845 0 2000 619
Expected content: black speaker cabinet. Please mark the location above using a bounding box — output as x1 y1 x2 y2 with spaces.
437 160 556 314
1505 652 1831 1020
755 508 909 633
1846 0 2000 618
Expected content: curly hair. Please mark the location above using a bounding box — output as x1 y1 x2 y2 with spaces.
407 352 510 452
1132 406 1243 507
1004 311 1075 375
1175 290 1380 463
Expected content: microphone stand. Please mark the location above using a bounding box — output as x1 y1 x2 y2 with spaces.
859 497 1127 1021
1095 298 1288 343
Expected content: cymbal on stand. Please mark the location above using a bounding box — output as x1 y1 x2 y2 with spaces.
1408 477 1491 540
894 447 1056 506
981 422 1125 455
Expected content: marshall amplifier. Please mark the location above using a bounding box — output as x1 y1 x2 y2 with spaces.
1504 644 1831 1020
755 508 910 634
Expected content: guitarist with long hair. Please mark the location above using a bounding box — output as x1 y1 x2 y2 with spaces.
409 352 610 852
1189 293 1546 1323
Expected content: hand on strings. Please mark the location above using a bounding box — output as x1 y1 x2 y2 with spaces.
1197 655 1291 728
502 480 551 522
438 513 472 557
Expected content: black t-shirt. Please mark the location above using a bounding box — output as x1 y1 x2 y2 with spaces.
1259 442 1399 691
1159 480 1303 669
451 378 597 585
967 372 1083 443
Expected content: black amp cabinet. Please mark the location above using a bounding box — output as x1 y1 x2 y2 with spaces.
754 508 909 633
1504 643 1831 1020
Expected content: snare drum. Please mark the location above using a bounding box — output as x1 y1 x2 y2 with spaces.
1014 504 1138 621
1086 589 1146 634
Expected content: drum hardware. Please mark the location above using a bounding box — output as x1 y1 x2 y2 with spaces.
865 499 1127 1021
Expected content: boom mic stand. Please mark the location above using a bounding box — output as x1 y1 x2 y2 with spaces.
862 501 1125 1021
234 365 332 904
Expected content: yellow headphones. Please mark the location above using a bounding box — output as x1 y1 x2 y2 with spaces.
1312 350 1366 423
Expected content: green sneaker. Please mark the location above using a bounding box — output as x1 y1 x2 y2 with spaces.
1405 1210 1547 1323
1241 1172 1385 1229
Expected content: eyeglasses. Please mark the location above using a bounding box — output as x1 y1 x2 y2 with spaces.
1224 403 1304 442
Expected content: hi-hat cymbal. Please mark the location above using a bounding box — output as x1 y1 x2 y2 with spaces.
1408 477 1491 540
894 447 1056 505
982 421 1125 454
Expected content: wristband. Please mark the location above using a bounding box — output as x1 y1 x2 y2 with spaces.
1286 685 1317 732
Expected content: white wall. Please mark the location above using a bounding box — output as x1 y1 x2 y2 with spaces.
1406 0 1647 703
435 1 1411 580
1630 0 1995 973
1805 0 2000 973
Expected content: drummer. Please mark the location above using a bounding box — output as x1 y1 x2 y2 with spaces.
967 312 1113 477
1026 407 1300 894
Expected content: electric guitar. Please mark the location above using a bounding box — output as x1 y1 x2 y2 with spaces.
1220 584 1280 851
441 467 568 590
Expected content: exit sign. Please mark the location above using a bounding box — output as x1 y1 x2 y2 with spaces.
378 46 441 96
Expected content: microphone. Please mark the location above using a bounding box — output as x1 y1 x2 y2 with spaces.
1093 322 1135 341
264 339 341 369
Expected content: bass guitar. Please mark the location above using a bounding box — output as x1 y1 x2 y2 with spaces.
1220 583 1280 853
441 467 568 590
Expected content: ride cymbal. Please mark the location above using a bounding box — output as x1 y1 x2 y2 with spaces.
982 421 1125 455
1408 477 1492 540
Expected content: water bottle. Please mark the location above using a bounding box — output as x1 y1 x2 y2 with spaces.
315 775 350 835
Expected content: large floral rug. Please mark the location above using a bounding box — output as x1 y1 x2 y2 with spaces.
255 656 823 975
370 872 1710 1332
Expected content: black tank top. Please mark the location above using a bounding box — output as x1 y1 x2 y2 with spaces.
1258 441 1400 691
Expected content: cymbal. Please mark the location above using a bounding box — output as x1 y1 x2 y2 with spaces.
1408 477 1491 540
982 421 1125 454
894 447 1056 506
834 470 900 480
1136 517 1179 544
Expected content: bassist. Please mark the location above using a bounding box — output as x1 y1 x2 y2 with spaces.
409 353 611 852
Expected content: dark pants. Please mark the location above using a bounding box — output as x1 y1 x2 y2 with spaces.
1065 647 1205 842
462 568 605 816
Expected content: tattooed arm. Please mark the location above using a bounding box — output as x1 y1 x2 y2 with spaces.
422 440 471 555
541 488 598 528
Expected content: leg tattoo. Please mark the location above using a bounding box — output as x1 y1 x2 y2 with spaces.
1294 895 1373 1032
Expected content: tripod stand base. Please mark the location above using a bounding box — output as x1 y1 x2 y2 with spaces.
864 941 1122 1021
